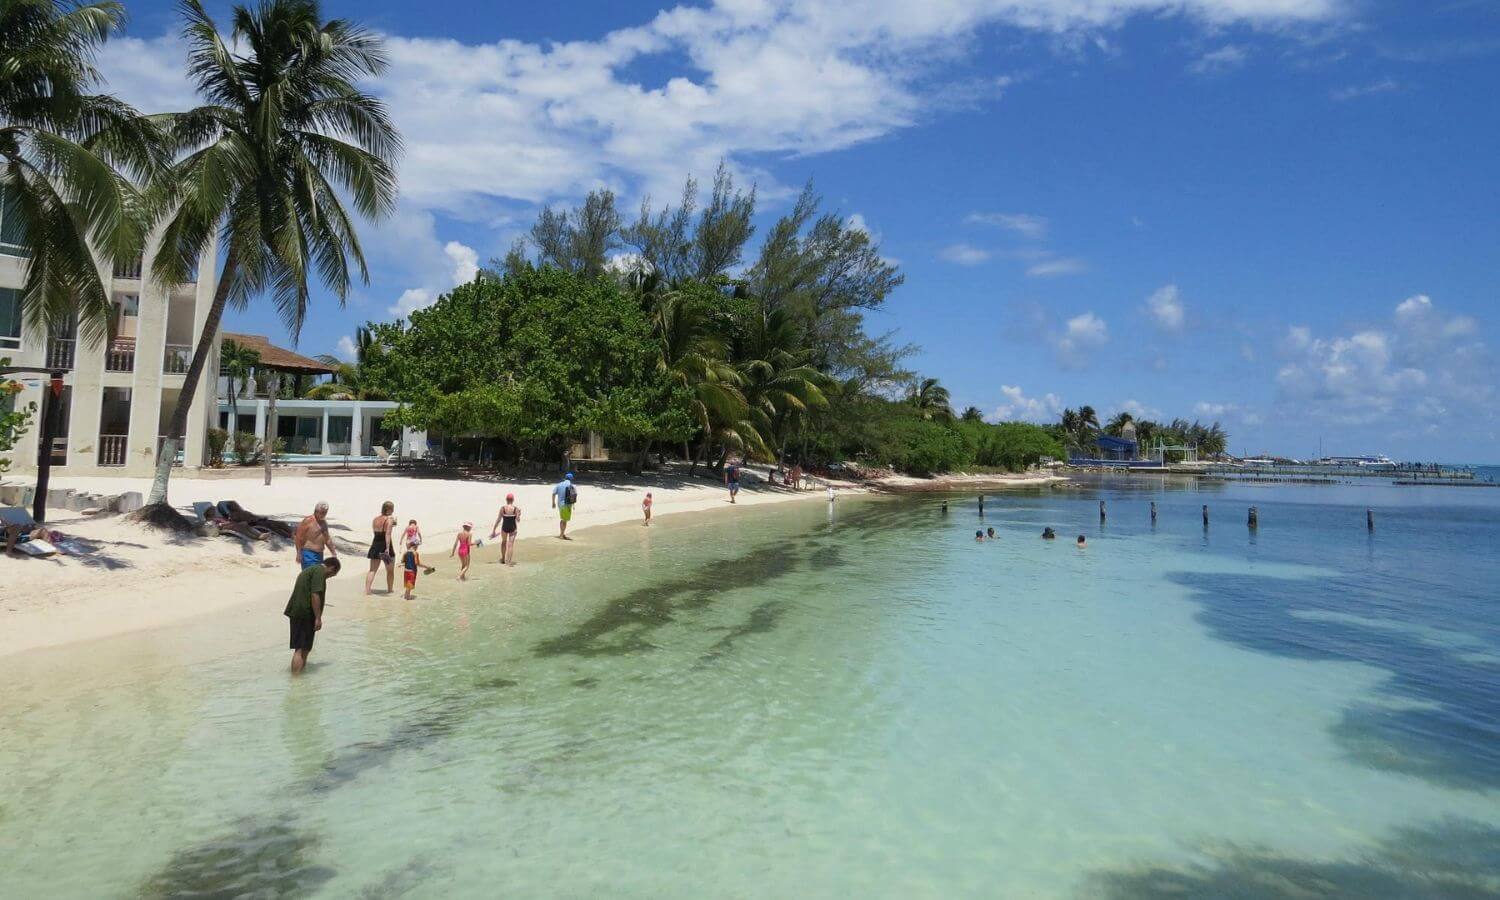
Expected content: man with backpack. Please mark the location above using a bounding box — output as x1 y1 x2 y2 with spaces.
552 472 578 540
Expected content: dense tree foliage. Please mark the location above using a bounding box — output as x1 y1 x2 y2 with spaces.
364 268 693 462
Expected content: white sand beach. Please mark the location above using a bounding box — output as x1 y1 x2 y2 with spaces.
0 469 841 658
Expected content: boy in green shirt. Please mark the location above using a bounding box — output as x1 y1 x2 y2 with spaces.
284 557 342 674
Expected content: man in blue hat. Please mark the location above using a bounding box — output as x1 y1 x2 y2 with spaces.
551 472 578 540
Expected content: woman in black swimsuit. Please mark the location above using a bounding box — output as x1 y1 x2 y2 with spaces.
490 492 521 566
365 500 396 594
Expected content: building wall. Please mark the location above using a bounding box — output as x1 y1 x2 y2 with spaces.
0 236 218 478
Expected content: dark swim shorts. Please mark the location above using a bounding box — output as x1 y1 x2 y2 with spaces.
289 616 316 652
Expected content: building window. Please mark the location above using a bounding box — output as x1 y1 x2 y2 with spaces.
0 287 21 350
0 186 26 257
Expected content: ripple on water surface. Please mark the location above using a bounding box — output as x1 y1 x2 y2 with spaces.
2 484 1499 898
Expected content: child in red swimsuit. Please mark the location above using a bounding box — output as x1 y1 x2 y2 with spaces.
451 522 475 581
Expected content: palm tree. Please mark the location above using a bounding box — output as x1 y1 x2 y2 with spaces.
907 377 953 421
960 405 984 423
651 291 748 471
1105 411 1134 436
142 0 400 508
1 0 167 342
307 324 385 400
736 307 830 468
219 338 259 428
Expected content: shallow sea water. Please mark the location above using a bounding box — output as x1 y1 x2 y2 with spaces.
2 478 1498 898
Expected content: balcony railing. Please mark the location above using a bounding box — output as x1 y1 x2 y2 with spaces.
113 257 143 279
106 339 135 372
163 343 192 374
44 337 75 370
98 434 128 466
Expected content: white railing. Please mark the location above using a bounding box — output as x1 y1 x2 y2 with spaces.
106 340 135 372
98 434 128 466
163 343 192 374
47 337 75 370
113 258 143 279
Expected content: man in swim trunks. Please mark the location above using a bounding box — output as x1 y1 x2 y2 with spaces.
285 557 340 674
294 501 337 569
552 472 576 540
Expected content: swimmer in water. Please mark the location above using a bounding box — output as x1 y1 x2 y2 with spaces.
986 527 996 540
1076 534 1087 548
975 529 985 542
1042 527 1056 540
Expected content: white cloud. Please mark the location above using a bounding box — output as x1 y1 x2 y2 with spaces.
1188 44 1250 74
1144 283 1186 333
100 0 1344 223
939 243 991 265
335 335 358 361
1054 312 1109 367
1275 295 1492 426
1118 399 1163 420
1330 77 1398 101
386 239 479 316
1027 257 1088 278
966 212 1048 239
993 385 1064 423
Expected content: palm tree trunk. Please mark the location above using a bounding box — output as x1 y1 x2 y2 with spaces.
264 372 278 485
146 246 239 506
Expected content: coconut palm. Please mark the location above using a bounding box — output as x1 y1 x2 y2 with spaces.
736 307 830 467
142 0 400 508
960 405 984 423
907 376 953 421
219 337 259 427
651 290 750 471
307 324 385 400
0 0 167 342
1105 411 1134 436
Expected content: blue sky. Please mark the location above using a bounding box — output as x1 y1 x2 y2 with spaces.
99 0 1499 461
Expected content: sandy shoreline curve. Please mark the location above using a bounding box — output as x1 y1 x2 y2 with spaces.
0 469 851 659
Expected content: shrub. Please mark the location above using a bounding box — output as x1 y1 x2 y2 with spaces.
205 427 229 468
232 431 262 466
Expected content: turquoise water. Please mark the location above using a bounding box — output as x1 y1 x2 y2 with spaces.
2 480 1498 897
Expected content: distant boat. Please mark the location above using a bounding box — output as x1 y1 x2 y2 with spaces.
1316 455 1397 469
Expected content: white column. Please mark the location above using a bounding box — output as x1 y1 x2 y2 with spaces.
253 399 265 444
320 406 330 455
350 402 364 456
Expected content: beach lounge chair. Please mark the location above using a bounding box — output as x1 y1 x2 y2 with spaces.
2 506 55 557
374 446 394 465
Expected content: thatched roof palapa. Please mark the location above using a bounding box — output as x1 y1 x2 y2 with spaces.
221 332 337 376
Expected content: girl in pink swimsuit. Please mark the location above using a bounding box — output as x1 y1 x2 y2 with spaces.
451 522 475 581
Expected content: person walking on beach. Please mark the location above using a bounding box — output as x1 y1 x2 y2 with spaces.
286 557 340 674
552 473 577 540
294 502 337 569
491 493 521 565
365 501 397 595
400 545 419 599
401 519 436 575
725 460 741 503
642 491 653 526
451 522 475 581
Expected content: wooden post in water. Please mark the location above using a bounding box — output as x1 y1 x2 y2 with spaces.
1202 504 1209 527
1150 501 1157 525
1248 506 1258 530
1099 500 1107 523
1367 508 1375 532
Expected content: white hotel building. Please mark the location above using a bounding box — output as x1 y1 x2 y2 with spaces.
1 205 220 478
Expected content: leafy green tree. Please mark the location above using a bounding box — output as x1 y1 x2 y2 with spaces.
530 189 620 277
735 306 831 468
0 0 166 342
366 268 692 462
1 367 36 474
144 0 400 508
960 406 984 423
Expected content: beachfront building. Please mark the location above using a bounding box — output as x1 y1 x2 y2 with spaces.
216 333 426 461
1 215 219 477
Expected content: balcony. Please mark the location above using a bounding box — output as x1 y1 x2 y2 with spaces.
113 257 143 279
106 339 135 372
98 434 128 467
163 343 192 375
46 337 75 370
